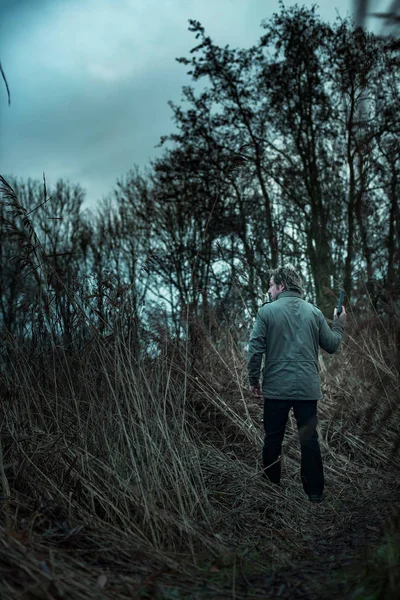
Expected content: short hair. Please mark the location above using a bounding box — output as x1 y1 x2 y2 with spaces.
269 265 304 295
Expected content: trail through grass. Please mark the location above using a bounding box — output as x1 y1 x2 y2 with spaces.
1 313 399 599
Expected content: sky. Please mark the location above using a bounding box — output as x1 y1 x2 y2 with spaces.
0 0 394 209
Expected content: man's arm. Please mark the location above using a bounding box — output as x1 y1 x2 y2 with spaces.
319 307 346 354
247 310 268 389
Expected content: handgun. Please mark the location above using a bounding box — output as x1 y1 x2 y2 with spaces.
337 290 344 316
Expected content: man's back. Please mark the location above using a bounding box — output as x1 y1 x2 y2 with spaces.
247 291 345 400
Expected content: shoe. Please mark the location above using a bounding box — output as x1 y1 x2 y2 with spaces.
308 494 323 503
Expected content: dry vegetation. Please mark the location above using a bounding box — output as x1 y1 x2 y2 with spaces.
1 297 400 599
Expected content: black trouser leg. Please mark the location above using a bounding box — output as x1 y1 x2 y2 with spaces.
292 401 324 496
263 399 291 484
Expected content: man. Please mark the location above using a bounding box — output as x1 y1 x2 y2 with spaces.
247 265 347 503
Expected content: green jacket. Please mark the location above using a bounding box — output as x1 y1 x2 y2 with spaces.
247 291 345 401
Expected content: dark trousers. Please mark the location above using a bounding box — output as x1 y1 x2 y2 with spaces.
263 399 324 496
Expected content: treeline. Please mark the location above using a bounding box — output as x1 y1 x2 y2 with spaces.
0 4 399 359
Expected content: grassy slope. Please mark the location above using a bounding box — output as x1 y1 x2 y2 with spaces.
0 310 399 599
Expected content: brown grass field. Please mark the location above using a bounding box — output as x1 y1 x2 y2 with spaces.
1 300 399 600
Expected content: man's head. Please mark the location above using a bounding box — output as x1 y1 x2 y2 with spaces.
268 265 304 301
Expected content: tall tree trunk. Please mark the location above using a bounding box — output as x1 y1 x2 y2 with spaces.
387 162 399 293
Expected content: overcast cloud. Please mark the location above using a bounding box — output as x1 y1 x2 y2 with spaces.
0 0 387 209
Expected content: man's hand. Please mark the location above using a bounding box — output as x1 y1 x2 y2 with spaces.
334 305 347 324
249 385 262 398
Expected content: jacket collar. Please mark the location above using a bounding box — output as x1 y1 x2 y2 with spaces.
277 291 303 300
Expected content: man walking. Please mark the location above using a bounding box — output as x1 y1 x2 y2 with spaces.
247 266 347 502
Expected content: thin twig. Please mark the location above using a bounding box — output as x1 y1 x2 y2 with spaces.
0 62 11 106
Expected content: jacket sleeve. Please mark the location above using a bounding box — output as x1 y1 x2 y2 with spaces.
318 313 344 354
247 310 268 386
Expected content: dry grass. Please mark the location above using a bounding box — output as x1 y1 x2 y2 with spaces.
1 306 400 599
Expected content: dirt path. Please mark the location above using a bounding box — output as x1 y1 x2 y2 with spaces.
218 489 400 599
